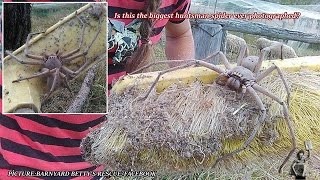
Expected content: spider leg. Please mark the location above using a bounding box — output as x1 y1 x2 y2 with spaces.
212 86 266 168
60 16 86 59
140 61 196 100
253 46 271 74
130 60 193 74
130 52 223 75
217 51 232 70
255 64 290 106
41 69 60 105
6 51 44 65
237 41 249 66
24 32 46 60
12 68 55 83
59 72 73 95
61 58 90 77
140 60 224 100
252 84 296 173
63 16 102 63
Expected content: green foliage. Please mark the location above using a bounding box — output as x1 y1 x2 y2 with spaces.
31 4 82 32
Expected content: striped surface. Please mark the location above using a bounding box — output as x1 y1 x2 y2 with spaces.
0 72 105 179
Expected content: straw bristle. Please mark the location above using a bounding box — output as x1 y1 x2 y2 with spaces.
81 71 320 178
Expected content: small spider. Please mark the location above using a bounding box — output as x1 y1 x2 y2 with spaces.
127 43 296 173
6 15 102 105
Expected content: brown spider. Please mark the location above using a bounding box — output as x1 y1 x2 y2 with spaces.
127 43 296 173
5 15 102 105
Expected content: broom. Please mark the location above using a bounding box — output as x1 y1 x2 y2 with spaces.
82 56 320 179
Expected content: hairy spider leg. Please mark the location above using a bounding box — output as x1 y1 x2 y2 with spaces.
237 42 249 66
256 64 290 106
253 46 271 74
24 32 46 60
61 58 90 77
212 86 266 168
130 52 223 75
139 60 225 100
63 15 103 63
252 84 296 173
130 60 192 74
59 72 73 94
60 16 86 59
12 68 56 83
6 51 44 65
41 68 60 104
216 51 232 70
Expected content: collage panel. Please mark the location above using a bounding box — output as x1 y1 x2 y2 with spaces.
3 2 106 113
102 0 320 179
0 2 108 180
0 0 320 179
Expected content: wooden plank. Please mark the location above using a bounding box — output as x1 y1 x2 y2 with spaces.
112 56 320 95
191 19 320 44
191 23 223 63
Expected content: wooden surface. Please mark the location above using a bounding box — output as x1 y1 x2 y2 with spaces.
191 22 223 62
193 19 320 44
112 56 320 95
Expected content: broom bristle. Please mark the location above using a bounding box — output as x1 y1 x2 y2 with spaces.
81 71 320 178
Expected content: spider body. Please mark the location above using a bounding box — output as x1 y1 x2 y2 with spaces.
6 15 102 105
130 43 296 173
44 55 62 70
217 66 255 93
241 56 260 72
40 54 63 92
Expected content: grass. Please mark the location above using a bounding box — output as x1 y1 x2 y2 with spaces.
31 4 82 32
81 61 107 113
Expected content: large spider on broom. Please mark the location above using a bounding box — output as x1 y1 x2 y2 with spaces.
128 43 296 173
5 14 102 105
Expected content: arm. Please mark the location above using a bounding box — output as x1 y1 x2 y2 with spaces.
165 19 195 60
291 161 297 176
305 149 311 161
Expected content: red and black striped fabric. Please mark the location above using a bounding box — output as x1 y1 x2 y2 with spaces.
108 0 191 88
0 1 106 179
0 73 105 179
